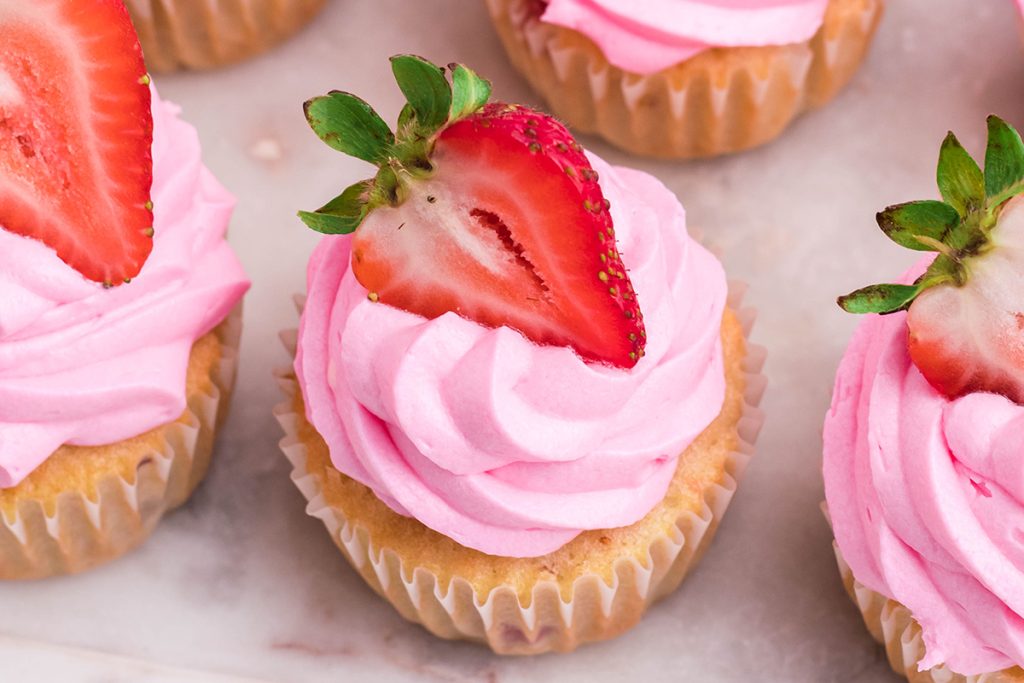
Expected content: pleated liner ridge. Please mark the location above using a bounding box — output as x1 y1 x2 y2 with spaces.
833 543 1024 683
125 0 328 72
485 0 883 159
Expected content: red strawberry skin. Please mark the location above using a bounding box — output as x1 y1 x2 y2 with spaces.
351 103 646 368
0 0 154 285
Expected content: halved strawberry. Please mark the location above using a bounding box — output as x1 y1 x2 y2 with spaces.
299 56 645 368
0 0 154 285
839 116 1024 404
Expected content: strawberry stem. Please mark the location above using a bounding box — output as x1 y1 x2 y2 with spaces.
298 56 492 235
913 234 957 258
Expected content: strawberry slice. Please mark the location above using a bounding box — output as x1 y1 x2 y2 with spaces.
839 116 1024 404
0 0 154 285
352 103 644 366
299 56 645 368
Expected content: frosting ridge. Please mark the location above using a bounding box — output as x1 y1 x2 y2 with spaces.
296 154 729 558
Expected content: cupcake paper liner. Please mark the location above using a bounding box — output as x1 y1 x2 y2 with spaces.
274 284 766 654
0 306 243 580
833 541 1024 682
126 0 328 72
485 0 883 159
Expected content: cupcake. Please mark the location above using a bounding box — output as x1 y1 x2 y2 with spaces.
825 118 1024 679
0 1 249 579
276 55 765 653
485 0 884 159
125 0 327 72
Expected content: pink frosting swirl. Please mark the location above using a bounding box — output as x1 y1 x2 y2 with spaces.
541 0 829 74
296 155 728 558
0 90 250 488
824 262 1024 675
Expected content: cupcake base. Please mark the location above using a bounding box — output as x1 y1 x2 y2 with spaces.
834 544 1024 683
0 306 242 580
275 286 765 655
126 0 328 72
485 0 883 159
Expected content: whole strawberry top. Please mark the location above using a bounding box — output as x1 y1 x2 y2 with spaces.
0 0 154 286
299 55 645 368
840 116 1024 405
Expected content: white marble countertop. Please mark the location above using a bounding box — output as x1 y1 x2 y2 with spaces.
2 0 1020 681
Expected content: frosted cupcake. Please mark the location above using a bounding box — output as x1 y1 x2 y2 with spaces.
276 56 765 653
0 1 249 578
825 118 1024 679
485 0 883 158
125 0 327 72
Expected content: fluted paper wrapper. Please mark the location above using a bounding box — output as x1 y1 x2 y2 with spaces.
126 0 327 72
485 0 882 159
833 543 1024 682
274 284 766 655
0 307 242 580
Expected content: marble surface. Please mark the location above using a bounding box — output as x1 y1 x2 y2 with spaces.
2 1 1022 681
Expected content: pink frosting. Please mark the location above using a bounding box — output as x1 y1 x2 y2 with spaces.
296 155 729 558
541 0 829 74
824 261 1024 675
0 90 249 488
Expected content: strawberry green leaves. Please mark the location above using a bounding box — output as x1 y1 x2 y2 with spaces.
298 55 494 235
839 115 1024 315
984 115 1024 208
391 55 451 136
449 64 492 121
877 201 959 251
304 92 394 164
937 132 984 218
839 284 923 314
839 256 958 315
298 180 372 235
